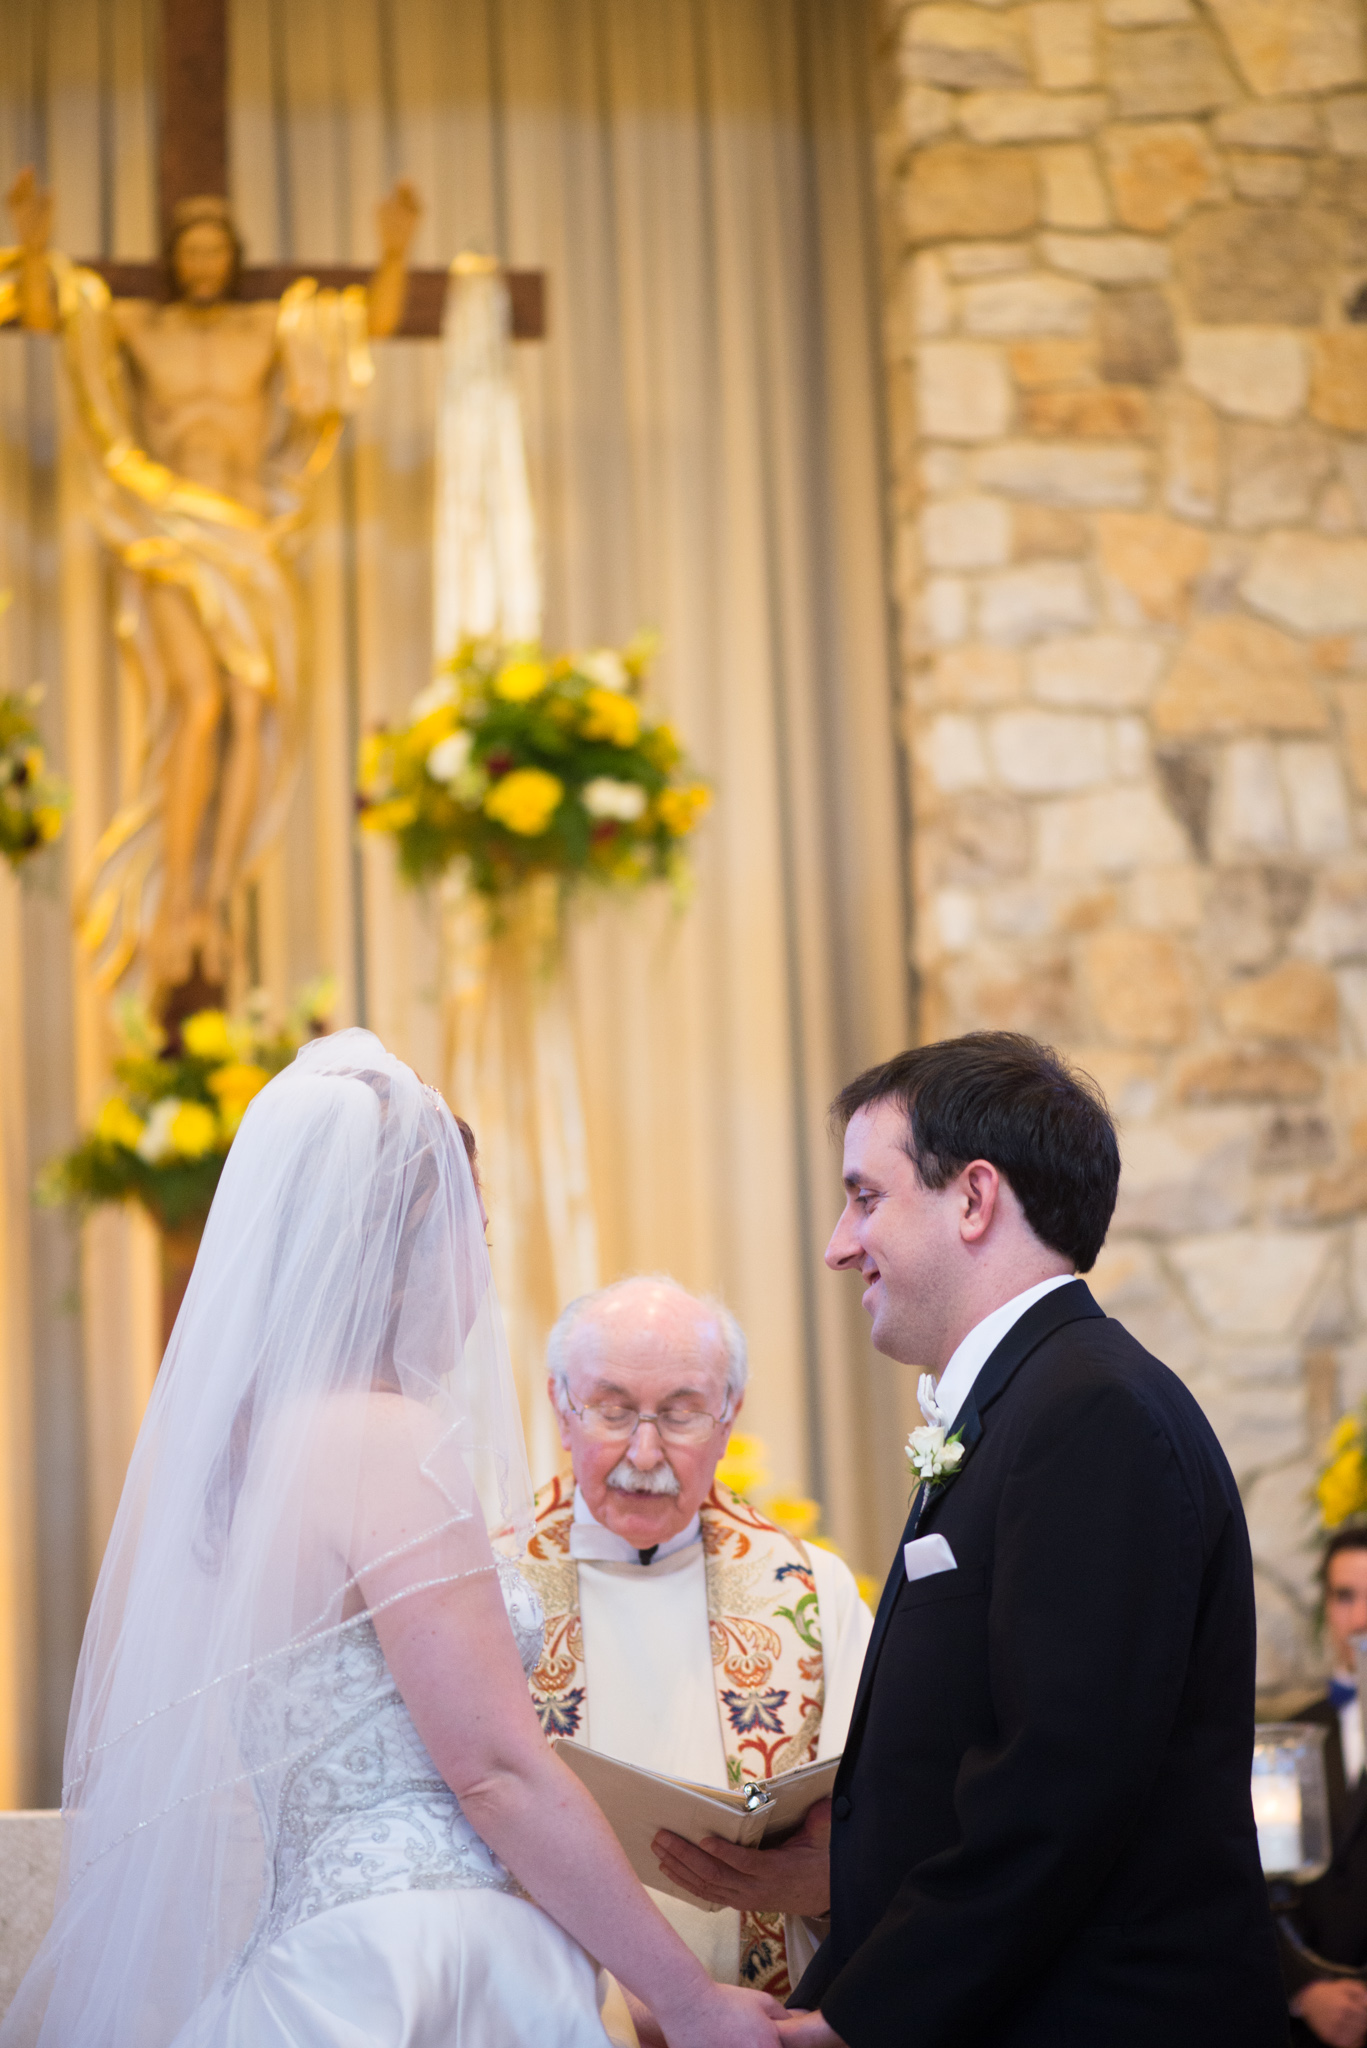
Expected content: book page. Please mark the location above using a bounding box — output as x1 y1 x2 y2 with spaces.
552 1740 841 1907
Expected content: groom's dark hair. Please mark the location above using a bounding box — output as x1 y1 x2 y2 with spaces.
831 1033 1119 1273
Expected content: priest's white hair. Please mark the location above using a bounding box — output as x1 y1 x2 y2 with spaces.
547 1274 748 1410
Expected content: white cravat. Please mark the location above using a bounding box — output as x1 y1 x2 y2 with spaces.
922 1273 1077 1434
568 1487 702 1565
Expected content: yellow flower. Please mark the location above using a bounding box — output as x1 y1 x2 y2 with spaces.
359 796 420 835
582 687 641 748
1319 1447 1367 1528
207 1062 270 1114
357 732 389 795
33 804 65 842
855 1571 880 1607
1329 1415 1360 1458
494 658 549 704
169 1101 219 1158
182 1010 234 1062
483 768 564 837
22 746 44 780
622 628 661 677
640 721 682 772
715 1431 771 1500
403 703 460 759
656 783 711 837
95 1096 145 1150
767 1494 821 1541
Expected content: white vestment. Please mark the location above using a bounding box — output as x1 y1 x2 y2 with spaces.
570 1489 873 1983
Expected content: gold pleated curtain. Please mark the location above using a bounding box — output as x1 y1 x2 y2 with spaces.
0 0 908 1806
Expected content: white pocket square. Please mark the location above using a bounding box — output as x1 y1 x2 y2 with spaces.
904 1533 957 1583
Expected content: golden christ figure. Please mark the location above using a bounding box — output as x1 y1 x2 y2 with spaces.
1 167 420 1000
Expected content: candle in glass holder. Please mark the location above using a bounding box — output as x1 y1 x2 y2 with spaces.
1252 1769 1302 1874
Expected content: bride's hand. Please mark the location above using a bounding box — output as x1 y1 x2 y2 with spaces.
659 1983 787 2048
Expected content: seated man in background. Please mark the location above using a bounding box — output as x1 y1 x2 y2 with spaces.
516 1275 872 2040
1283 1528 1367 2048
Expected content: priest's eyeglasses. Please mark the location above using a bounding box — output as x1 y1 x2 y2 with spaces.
562 1394 728 1446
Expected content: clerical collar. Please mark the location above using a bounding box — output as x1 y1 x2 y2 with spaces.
568 1488 702 1567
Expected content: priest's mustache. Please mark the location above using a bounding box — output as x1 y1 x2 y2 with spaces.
606 1457 681 1496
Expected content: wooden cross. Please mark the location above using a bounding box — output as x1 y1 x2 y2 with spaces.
79 0 545 340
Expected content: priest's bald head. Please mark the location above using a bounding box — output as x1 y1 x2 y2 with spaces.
547 1276 747 1551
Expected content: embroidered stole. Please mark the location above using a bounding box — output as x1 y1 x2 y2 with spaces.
518 1476 826 1997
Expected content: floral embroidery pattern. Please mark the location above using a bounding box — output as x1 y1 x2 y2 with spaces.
534 1685 586 1739
721 1686 790 1735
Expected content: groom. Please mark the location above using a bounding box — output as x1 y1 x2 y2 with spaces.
781 1033 1287 2048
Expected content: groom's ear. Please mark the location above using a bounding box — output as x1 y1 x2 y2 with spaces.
957 1159 1002 1246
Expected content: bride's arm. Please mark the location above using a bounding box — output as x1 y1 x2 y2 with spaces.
343 1398 780 2048
371 1567 781 2048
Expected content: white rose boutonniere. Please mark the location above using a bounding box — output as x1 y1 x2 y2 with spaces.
905 1424 965 1490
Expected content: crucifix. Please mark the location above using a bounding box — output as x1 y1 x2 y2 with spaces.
3 0 544 1020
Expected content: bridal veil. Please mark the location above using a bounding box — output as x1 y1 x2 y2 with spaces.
4 1030 533 2047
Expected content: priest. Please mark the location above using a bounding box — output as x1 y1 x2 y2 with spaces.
514 1275 872 2028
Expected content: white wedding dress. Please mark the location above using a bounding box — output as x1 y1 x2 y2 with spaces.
183 1555 611 2048
5 1037 612 2048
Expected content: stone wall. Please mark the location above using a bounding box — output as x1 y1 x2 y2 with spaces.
877 0 1367 1685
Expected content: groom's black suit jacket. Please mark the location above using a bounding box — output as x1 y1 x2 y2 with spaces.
792 1280 1287 2048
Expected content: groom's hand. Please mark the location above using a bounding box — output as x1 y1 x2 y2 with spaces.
775 2014 846 2046
652 1797 832 1917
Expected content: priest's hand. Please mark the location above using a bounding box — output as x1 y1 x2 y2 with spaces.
652 1797 832 1917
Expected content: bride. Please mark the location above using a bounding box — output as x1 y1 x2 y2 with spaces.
5 1031 787 2048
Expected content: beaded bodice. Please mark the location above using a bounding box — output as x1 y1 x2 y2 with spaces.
240 1554 544 1960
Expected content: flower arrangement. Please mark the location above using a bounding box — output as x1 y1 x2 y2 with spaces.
39 980 334 1232
356 636 710 900
1316 1411 1367 1530
715 1432 879 1605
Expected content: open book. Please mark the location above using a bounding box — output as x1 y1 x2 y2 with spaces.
552 1740 841 1909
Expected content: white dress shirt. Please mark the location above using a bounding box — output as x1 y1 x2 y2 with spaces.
932 1273 1078 1433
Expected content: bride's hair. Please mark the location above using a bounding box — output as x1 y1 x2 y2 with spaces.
195 1076 483 1573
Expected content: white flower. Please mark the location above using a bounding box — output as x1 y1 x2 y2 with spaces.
427 731 474 785
409 678 457 720
581 776 647 822
577 648 628 693
904 1424 965 1487
451 764 489 809
136 1097 181 1164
